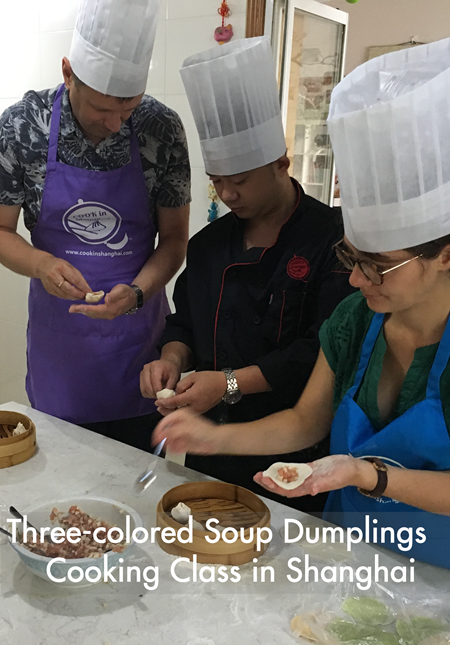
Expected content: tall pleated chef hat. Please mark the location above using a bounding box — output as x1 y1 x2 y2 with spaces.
69 0 161 98
180 36 286 176
328 37 450 252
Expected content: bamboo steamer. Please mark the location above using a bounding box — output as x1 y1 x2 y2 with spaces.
156 481 271 565
0 411 36 468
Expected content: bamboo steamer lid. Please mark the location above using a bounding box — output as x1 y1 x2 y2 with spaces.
0 411 36 468
156 481 271 565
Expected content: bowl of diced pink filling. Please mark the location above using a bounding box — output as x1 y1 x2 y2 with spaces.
9 497 144 587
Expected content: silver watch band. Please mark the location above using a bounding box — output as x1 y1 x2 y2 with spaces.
222 368 242 404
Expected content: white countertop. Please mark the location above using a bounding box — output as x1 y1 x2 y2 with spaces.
1 402 449 645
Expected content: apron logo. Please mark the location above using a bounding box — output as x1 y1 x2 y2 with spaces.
287 255 310 281
63 200 128 250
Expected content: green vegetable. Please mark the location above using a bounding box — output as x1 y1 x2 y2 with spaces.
396 618 447 645
329 620 399 644
342 598 394 626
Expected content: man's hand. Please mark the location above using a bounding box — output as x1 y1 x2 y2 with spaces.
36 254 92 300
140 358 181 399
152 408 222 455
155 371 227 416
253 454 366 498
68 284 137 319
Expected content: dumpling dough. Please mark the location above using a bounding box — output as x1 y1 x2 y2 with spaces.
85 291 105 303
156 388 176 399
263 462 312 490
12 422 27 437
171 502 191 524
342 597 393 626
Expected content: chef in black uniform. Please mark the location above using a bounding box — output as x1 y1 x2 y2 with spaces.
140 37 354 513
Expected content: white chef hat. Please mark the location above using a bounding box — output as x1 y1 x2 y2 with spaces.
180 36 286 176
328 37 450 252
69 0 161 98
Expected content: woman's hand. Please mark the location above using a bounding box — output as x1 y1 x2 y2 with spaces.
152 408 224 455
253 454 368 498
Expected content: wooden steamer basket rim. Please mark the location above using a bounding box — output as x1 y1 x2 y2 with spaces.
0 411 37 467
156 481 271 565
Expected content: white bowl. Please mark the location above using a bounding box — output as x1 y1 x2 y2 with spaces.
9 497 143 588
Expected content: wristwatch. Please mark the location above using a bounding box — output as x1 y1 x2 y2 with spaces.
125 284 144 315
222 368 242 404
357 457 388 498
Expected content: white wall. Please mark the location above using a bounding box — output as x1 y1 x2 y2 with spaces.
0 0 246 405
342 0 450 74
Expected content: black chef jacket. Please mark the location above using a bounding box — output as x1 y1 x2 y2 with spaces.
160 180 354 513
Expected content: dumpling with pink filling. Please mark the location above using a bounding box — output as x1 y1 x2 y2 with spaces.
262 462 313 490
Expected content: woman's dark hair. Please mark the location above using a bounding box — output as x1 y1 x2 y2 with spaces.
361 233 450 262
405 234 450 259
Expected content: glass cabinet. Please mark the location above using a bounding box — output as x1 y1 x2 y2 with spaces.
273 0 348 206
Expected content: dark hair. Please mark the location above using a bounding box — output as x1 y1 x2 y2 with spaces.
361 234 450 262
406 234 450 259
72 71 138 103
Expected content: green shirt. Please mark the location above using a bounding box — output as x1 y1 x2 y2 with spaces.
319 291 450 435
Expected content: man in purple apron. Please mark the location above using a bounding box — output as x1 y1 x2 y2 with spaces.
0 0 190 449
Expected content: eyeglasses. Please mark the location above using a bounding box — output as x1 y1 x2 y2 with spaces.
334 239 423 285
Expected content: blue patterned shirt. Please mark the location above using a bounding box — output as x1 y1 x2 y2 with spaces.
0 86 191 231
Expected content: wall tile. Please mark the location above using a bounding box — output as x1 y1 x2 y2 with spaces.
0 272 29 327
39 30 74 91
40 0 79 32
0 33 40 97
168 0 246 21
2 0 39 35
147 94 165 104
0 370 29 406
145 21 166 97
164 93 203 168
166 16 223 95
159 0 169 21
0 99 21 113
165 14 246 95
0 321 28 377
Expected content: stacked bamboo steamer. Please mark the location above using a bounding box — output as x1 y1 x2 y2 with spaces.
0 411 36 468
156 481 271 565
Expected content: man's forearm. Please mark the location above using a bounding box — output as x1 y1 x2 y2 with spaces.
161 341 194 374
132 236 187 301
132 203 189 301
234 365 272 395
0 227 52 278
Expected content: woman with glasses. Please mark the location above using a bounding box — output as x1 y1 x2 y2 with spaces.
153 39 450 569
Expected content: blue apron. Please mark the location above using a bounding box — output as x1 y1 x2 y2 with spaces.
323 312 450 569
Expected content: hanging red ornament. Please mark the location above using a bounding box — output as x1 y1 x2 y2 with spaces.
214 1 233 45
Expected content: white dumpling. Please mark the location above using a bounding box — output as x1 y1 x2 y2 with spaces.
156 388 176 399
85 290 105 303
171 502 191 524
262 462 312 490
12 422 27 437
192 519 205 531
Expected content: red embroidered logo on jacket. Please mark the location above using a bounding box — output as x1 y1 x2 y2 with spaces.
287 255 310 281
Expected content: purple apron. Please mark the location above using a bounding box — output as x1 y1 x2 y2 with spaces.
26 85 170 425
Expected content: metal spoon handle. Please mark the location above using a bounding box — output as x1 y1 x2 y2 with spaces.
9 506 38 532
0 526 13 539
153 437 166 457
9 505 51 542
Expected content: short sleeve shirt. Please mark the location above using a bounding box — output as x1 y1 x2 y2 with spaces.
0 86 191 231
319 291 450 436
